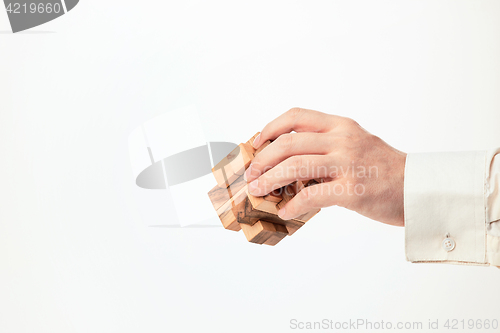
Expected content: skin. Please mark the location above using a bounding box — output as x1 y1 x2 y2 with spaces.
244 107 407 227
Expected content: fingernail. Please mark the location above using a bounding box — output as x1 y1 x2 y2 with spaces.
278 207 286 219
248 179 259 194
244 164 252 181
252 134 261 148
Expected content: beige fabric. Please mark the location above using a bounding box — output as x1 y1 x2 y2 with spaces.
486 149 500 238
404 149 500 267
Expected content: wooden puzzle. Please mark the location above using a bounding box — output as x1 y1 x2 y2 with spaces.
207 132 321 246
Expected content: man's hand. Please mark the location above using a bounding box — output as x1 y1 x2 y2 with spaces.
244 108 407 227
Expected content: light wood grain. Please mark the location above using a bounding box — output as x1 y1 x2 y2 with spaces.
264 190 282 203
215 184 248 231
212 143 254 187
208 132 321 243
218 206 241 231
263 223 288 246
240 220 276 244
207 174 245 211
247 190 279 215
231 143 254 176
285 221 304 236
276 181 304 210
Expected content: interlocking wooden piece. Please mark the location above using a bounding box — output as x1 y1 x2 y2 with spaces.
285 222 303 236
212 143 255 188
207 132 321 245
304 178 322 187
264 190 282 203
276 181 304 211
215 184 248 232
264 223 289 246
229 142 255 176
207 174 246 211
218 205 241 231
241 220 289 245
240 220 275 244
234 189 305 237
247 191 279 215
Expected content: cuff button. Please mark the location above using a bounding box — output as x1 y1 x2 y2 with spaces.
442 234 456 252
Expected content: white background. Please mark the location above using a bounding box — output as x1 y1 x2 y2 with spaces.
1 1 500 332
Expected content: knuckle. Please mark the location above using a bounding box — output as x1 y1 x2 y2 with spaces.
290 155 305 172
287 107 307 121
345 150 360 164
277 133 294 152
349 118 360 127
368 133 382 145
341 117 359 129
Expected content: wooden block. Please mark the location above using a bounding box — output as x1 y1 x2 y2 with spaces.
229 184 263 226
235 213 260 225
303 179 315 187
247 190 279 215
276 181 304 210
227 174 247 197
207 185 230 212
230 184 250 217
240 220 277 244
285 221 304 236
272 180 320 224
208 132 322 244
304 179 322 187
276 185 295 210
234 188 305 236
293 180 305 193
218 206 241 231
237 195 279 225
246 180 303 216
212 147 238 187
212 159 237 188
277 180 320 223
237 195 303 229
216 184 248 231
212 143 254 187
231 143 255 176
227 184 258 225
211 166 225 186
207 174 246 211
254 140 271 156
263 223 288 246
264 190 282 203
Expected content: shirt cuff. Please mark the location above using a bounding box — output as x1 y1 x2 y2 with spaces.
404 151 487 265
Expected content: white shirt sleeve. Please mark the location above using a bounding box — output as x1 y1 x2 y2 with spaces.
404 149 500 267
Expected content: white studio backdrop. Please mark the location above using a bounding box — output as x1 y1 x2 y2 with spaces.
1 1 500 332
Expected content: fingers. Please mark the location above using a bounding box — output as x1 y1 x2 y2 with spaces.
245 132 332 183
247 155 337 196
253 108 343 149
277 181 347 220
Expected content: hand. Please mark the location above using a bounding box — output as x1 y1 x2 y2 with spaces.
244 108 407 227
